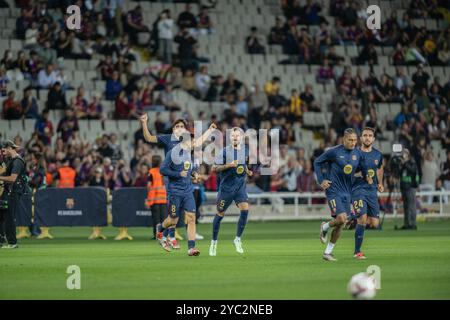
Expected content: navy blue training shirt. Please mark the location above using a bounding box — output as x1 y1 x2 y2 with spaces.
313 144 365 196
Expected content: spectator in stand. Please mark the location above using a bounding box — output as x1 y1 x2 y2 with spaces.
55 30 72 58
21 87 39 119
316 58 334 84
134 163 150 187
27 50 42 83
222 73 246 102
248 83 268 129
114 90 130 119
195 66 211 100
158 10 174 65
175 25 198 71
412 64 430 93
246 27 266 55
57 108 79 143
420 150 440 204
86 93 104 120
16 7 33 40
34 109 54 146
105 71 123 101
157 84 180 111
46 82 67 110
269 17 287 45
288 89 304 122
97 54 114 81
89 166 106 187
264 76 284 107
356 43 378 65
38 40 57 66
101 0 124 38
37 64 57 89
125 5 150 45
197 6 213 34
37 23 52 47
300 83 320 112
127 90 142 119
2 91 23 119
25 21 39 49
297 159 317 202
177 3 197 31
182 69 200 99
1 50 14 70
0 67 9 97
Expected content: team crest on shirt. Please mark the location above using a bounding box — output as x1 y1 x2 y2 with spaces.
374 159 379 165
368 169 375 177
183 161 191 170
236 165 245 174
343 165 353 174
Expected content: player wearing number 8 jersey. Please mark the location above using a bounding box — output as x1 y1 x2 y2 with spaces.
351 127 384 260
313 128 369 261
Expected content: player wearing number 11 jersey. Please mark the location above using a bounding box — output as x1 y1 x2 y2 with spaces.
314 128 369 262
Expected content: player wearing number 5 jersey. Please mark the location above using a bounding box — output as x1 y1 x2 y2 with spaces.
209 128 252 256
313 128 370 262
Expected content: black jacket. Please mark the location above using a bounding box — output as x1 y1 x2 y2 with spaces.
400 159 419 190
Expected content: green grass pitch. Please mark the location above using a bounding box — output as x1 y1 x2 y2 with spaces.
1 219 450 299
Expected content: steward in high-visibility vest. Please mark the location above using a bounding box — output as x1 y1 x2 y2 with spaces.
146 155 168 238
146 169 167 206
56 160 76 188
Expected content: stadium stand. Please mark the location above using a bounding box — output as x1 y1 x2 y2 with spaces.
0 0 449 206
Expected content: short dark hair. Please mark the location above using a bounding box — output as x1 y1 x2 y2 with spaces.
362 127 375 135
151 155 162 168
343 128 356 136
171 118 188 131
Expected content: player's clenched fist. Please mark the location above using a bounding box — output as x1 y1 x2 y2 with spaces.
377 183 384 193
320 180 332 190
229 160 238 168
209 123 217 130
139 114 148 123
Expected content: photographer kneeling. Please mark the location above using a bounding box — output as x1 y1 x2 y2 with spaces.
397 149 419 230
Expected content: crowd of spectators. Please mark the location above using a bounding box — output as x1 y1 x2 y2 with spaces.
1 0 450 205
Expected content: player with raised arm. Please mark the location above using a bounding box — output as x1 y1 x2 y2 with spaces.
209 128 252 256
314 128 369 262
139 114 216 241
351 127 384 260
159 137 200 256
139 114 217 153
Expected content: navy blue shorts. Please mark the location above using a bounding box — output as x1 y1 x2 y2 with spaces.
327 193 352 217
217 189 248 213
168 193 196 218
352 191 380 218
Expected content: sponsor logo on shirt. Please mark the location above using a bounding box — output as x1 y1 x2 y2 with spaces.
236 165 245 174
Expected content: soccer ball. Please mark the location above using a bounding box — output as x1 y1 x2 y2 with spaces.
347 272 377 300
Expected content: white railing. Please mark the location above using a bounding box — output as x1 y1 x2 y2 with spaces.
204 190 450 217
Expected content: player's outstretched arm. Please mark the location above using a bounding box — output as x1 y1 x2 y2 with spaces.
193 123 217 148
139 114 158 143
